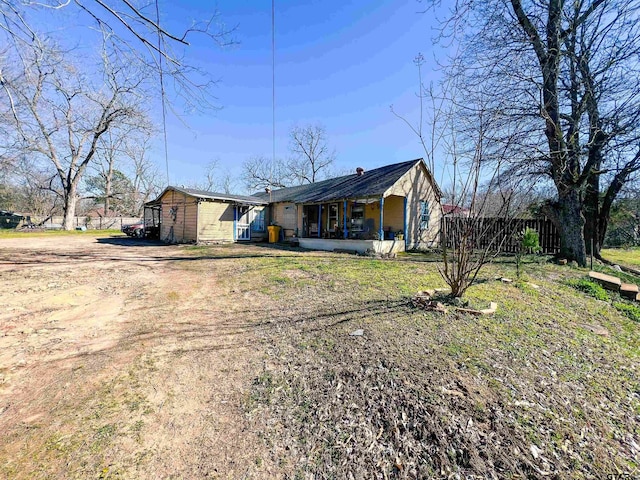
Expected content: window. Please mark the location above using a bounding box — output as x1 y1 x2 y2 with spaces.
328 204 339 231
251 208 265 231
351 204 364 232
420 200 429 229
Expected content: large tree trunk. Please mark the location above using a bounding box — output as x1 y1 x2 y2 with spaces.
558 189 587 265
62 184 79 230
583 172 600 255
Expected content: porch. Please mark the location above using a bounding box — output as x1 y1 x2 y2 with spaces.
298 237 405 255
299 195 406 242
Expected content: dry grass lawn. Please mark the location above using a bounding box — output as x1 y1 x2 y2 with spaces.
1 233 638 479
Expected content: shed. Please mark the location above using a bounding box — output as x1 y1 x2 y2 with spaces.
146 187 268 244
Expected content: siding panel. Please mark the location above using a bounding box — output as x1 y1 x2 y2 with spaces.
386 163 441 248
198 201 235 242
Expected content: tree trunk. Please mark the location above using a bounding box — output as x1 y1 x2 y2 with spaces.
62 184 79 230
583 172 600 255
558 189 587 266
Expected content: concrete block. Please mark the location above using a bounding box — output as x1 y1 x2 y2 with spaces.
588 271 622 291
620 283 639 300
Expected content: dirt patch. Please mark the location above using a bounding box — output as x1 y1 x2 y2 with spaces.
0 235 275 478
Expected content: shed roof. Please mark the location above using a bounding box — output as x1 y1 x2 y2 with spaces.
254 158 438 204
148 186 268 206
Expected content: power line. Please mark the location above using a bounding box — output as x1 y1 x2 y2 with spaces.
271 0 275 192
155 0 170 185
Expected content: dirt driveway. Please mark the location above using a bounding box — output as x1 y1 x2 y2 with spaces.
0 234 273 479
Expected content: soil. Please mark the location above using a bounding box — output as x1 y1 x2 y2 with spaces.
0 235 273 479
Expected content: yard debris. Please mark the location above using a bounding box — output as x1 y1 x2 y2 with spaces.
411 291 448 313
588 271 622 291
527 282 540 289
500 277 513 284
349 329 364 336
530 444 542 459
578 323 609 336
441 386 465 397
620 283 639 300
412 291 495 315
557 258 568 265
455 302 498 316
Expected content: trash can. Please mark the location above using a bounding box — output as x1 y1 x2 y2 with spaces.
267 225 281 243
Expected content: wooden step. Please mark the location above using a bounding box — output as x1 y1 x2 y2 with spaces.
588 271 622 291
620 283 639 300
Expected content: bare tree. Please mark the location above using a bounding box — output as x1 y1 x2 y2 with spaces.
87 118 159 216
0 41 147 229
0 1 231 113
288 124 335 184
394 59 521 297
437 104 517 297
187 159 238 195
126 133 162 216
429 0 640 265
242 155 295 192
242 125 337 192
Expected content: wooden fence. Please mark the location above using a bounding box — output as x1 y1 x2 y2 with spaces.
440 217 561 254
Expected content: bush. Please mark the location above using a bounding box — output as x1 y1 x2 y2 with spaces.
566 279 610 301
515 227 541 279
613 302 640 322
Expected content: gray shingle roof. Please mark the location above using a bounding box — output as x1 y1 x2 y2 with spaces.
151 186 268 205
253 159 432 203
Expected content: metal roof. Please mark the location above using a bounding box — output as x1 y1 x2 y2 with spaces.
148 186 268 206
254 158 439 203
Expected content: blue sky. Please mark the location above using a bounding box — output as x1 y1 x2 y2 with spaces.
155 0 446 192
22 0 447 193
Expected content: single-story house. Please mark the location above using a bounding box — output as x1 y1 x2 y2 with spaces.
253 158 442 253
146 158 442 253
145 187 268 244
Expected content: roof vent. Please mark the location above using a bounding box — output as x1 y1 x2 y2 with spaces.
356 167 365 176
265 187 271 194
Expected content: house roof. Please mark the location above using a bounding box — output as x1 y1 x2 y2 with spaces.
254 158 440 204
148 186 268 206
442 204 470 215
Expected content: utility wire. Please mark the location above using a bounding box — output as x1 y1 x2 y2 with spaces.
155 0 170 185
271 0 275 195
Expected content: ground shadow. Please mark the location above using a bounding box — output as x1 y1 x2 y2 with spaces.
96 236 168 247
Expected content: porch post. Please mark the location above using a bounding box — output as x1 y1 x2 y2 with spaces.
343 200 348 239
233 205 237 241
318 204 322 238
379 197 384 240
403 197 408 248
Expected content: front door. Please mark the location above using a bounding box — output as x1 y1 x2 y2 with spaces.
236 206 250 241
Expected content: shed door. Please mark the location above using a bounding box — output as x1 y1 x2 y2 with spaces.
236 206 251 241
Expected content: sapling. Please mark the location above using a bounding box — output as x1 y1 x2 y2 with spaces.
515 227 541 280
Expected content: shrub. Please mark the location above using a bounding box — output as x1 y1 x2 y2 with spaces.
613 302 640 322
515 227 541 279
566 279 610 301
